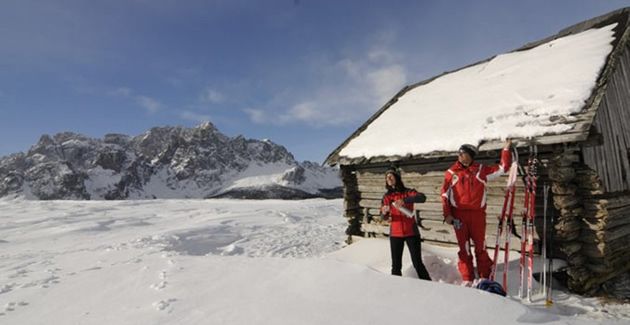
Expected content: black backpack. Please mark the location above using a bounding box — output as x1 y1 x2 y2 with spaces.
476 279 507 296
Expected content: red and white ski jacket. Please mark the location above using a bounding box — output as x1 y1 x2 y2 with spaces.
381 189 426 237
441 148 511 217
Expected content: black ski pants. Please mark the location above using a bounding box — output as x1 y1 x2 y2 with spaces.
390 235 431 280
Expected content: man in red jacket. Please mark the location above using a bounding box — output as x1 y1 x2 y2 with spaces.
441 140 512 286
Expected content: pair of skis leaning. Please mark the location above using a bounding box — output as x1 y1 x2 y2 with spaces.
518 147 539 302
489 146 541 301
489 148 520 293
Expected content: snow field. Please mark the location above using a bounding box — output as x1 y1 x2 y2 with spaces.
0 198 628 324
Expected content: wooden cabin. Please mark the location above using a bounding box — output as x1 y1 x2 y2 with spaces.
325 8 630 297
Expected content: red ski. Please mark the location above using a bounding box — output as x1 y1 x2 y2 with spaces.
489 149 519 294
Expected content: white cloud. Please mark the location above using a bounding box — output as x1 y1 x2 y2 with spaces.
285 102 318 121
136 96 161 114
111 87 132 97
199 87 225 104
367 47 398 64
338 59 361 79
244 108 268 124
244 42 408 127
366 65 407 104
109 87 163 114
180 111 212 123
242 25 406 128
246 97 366 128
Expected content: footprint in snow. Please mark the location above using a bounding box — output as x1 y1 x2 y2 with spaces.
150 281 167 291
125 258 143 264
8 269 29 279
3 301 28 313
40 275 61 288
219 243 243 256
153 298 177 312
0 283 16 295
150 270 168 290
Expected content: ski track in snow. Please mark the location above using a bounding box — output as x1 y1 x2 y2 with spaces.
0 198 628 323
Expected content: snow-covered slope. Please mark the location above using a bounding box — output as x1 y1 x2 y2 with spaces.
0 198 627 324
0 122 341 200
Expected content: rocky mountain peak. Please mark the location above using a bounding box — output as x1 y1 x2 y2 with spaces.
196 121 218 131
103 133 131 146
0 124 340 200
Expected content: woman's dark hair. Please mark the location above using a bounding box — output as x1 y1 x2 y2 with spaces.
385 171 407 192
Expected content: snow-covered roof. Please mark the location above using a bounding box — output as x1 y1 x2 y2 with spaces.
326 8 630 166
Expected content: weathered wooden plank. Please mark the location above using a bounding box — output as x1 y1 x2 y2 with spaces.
355 174 544 186
579 225 630 243
582 206 630 231
361 223 389 235
584 195 630 210
358 220 529 252
358 195 532 213
356 183 526 194
581 232 630 258
365 208 526 226
356 170 446 178
583 54 630 192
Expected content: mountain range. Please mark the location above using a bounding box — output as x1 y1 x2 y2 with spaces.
0 122 341 200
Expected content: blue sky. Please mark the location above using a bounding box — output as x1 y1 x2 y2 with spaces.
1 0 629 163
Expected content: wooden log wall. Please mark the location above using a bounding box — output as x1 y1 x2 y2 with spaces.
341 151 556 254
569 168 630 295
548 149 589 292
548 146 630 296
582 40 630 193
340 165 361 243
577 34 630 298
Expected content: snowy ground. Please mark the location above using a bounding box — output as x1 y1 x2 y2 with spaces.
0 198 628 324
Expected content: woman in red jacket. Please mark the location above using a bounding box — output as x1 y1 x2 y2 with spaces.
380 167 431 280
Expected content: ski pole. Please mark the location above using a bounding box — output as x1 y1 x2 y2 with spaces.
502 150 519 292
518 172 531 299
518 167 531 298
490 183 510 281
546 194 554 307
503 182 516 293
526 151 538 302
542 183 549 297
